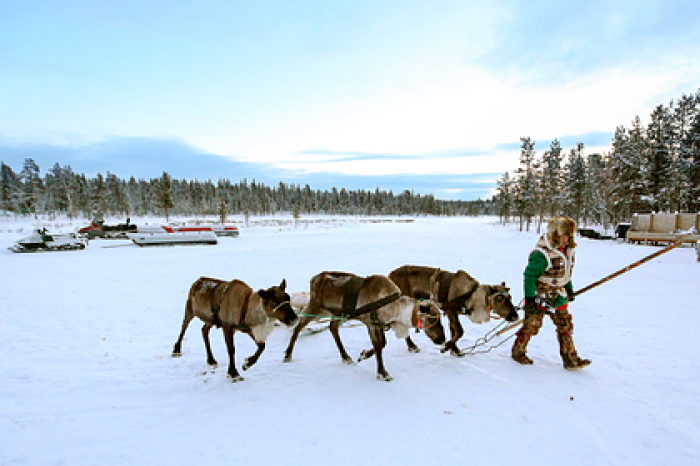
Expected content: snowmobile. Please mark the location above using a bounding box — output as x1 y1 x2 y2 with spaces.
78 217 137 239
9 228 88 253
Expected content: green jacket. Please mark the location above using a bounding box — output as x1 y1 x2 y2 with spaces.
524 250 574 308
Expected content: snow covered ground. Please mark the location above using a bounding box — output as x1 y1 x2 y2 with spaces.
1 215 699 466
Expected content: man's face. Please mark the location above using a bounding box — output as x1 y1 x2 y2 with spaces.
559 234 570 246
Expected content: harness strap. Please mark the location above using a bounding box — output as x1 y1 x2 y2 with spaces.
236 289 253 331
436 271 455 303
353 292 400 322
341 277 365 317
440 283 479 313
339 276 400 322
211 281 230 328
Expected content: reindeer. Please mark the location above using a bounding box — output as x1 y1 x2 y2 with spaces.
283 271 446 381
172 277 299 382
389 265 519 356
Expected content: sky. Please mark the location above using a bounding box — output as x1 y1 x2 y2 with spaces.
1 0 699 200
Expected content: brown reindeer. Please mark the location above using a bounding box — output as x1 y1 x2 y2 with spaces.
388 265 519 357
172 277 299 382
283 271 446 381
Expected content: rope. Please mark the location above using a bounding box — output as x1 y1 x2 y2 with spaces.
460 300 525 355
460 320 518 355
296 312 349 325
295 316 363 336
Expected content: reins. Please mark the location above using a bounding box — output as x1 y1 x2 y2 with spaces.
460 319 517 355
459 298 524 355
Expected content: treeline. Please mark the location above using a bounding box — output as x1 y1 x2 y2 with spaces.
0 161 494 219
495 89 700 232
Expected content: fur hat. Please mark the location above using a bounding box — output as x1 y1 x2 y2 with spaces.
547 216 576 248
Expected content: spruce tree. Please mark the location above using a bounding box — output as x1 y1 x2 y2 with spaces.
154 172 175 221
514 137 538 231
1 163 19 213
646 104 672 212
563 143 587 225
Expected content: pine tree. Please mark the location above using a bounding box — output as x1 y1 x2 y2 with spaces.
584 153 607 227
646 105 672 212
495 172 514 224
45 163 78 216
19 158 43 214
677 91 700 212
1 162 19 213
539 139 563 225
563 143 587 225
153 172 175 221
217 199 228 224
514 137 538 231
105 172 128 216
609 119 648 220
683 106 700 213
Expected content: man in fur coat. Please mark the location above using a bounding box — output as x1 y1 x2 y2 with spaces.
511 216 591 370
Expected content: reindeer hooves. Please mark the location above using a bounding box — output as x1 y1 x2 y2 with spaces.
441 344 465 357
172 352 182 358
207 360 218 367
227 374 245 382
377 373 393 382
408 346 421 354
357 350 372 362
282 355 292 363
342 357 356 365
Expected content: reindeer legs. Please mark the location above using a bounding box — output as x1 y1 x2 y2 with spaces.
366 323 391 381
222 324 243 382
441 310 466 357
329 319 354 364
172 301 195 357
404 335 421 353
243 340 265 371
202 322 218 366
283 305 319 362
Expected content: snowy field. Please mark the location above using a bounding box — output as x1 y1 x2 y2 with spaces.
1 214 699 466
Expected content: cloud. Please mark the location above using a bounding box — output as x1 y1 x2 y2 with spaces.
480 0 700 85
528 131 614 152
0 136 498 201
1 129 616 202
0 136 276 182
295 147 489 162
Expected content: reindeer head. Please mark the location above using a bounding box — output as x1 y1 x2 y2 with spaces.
486 282 519 322
416 299 446 345
258 278 299 327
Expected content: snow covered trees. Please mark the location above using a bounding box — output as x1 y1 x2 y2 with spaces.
496 89 700 227
0 160 493 218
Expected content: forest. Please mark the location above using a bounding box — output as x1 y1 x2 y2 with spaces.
1 90 698 225
0 160 493 219
495 89 700 231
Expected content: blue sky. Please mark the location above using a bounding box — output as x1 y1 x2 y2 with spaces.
1 0 699 200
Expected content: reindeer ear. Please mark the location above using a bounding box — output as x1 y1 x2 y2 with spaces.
280 279 287 291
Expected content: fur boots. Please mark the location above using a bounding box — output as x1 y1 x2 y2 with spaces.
511 312 544 365
512 309 591 370
552 309 591 370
